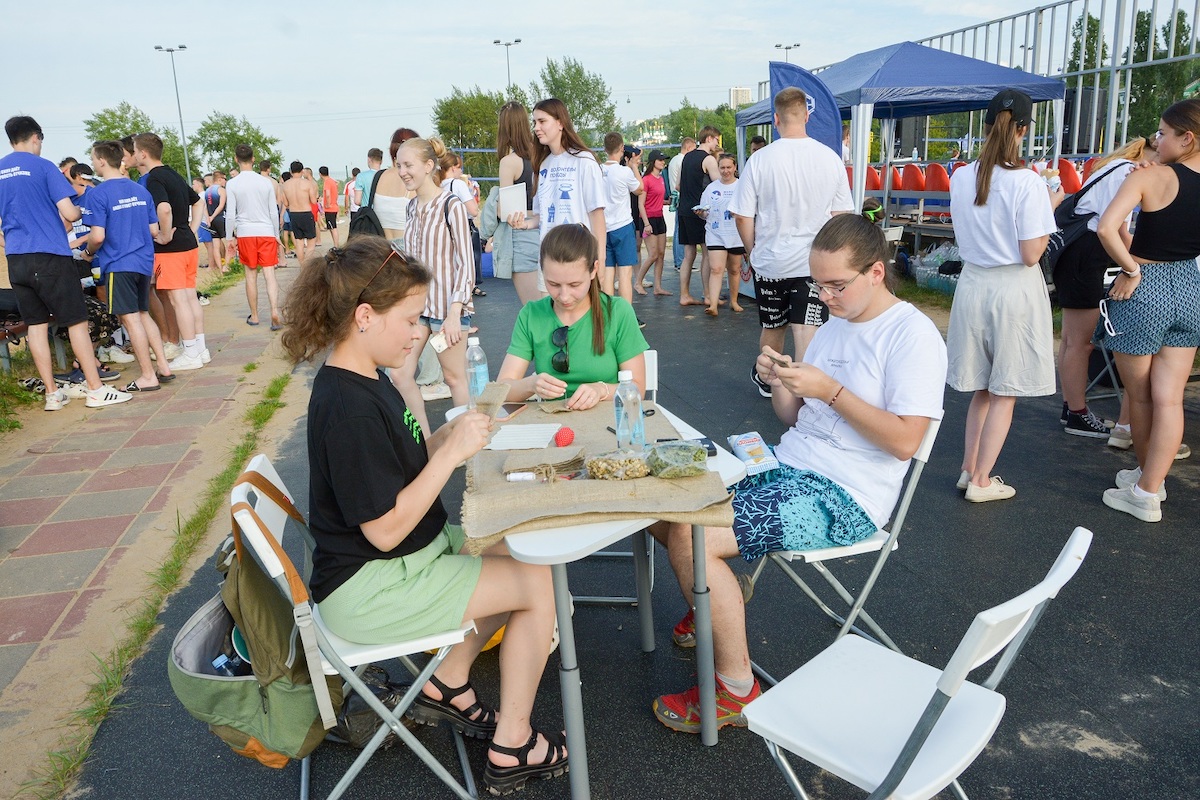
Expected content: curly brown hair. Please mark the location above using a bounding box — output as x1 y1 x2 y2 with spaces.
280 236 431 364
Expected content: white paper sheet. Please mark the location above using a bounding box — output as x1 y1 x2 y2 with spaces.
484 424 562 450
499 183 527 220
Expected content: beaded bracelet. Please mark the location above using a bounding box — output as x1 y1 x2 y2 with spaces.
829 385 845 405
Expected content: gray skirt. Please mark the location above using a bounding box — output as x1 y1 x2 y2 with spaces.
946 261 1056 396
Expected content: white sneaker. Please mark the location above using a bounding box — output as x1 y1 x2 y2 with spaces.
163 342 183 360
1115 467 1165 501
1107 426 1132 450
168 352 205 372
1176 443 1192 460
96 346 109 362
1103 485 1162 522
85 385 132 408
420 381 453 401
965 476 1016 503
106 347 135 364
956 470 971 491
60 382 89 399
44 389 70 411
200 348 211 364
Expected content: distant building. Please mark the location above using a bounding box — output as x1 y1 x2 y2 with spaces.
729 86 752 108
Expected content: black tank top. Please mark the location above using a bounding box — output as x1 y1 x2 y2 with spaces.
518 157 534 210
1130 163 1200 262
679 149 711 212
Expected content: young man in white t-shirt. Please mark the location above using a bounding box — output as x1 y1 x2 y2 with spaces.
600 132 644 305
225 144 283 329
648 215 947 734
730 87 853 398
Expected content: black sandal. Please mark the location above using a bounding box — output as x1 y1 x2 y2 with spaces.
406 675 497 739
473 286 487 297
483 728 568 796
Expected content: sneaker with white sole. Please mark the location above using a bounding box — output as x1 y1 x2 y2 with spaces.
750 364 772 398
200 348 211 364
956 470 971 490
1064 409 1111 439
1107 426 1132 450
106 347 135 364
1176 443 1191 460
1115 467 1165 501
965 476 1016 503
44 389 70 411
85 385 132 408
168 352 205 372
60 382 89 399
419 381 453 401
1103 485 1162 522
163 342 183 360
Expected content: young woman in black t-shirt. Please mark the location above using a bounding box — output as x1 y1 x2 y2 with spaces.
281 236 567 793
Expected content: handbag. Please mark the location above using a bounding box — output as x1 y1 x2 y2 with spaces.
346 168 387 239
1040 164 1125 282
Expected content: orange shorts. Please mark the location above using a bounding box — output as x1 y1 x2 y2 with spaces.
154 249 200 290
237 236 279 269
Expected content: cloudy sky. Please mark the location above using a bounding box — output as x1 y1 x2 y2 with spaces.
7 0 1041 178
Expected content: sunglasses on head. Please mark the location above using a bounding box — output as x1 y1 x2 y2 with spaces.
551 325 569 373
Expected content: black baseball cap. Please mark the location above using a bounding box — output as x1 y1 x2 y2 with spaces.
648 150 667 163
985 89 1033 127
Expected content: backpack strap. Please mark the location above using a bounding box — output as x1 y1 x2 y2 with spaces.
443 192 461 240
365 168 386 210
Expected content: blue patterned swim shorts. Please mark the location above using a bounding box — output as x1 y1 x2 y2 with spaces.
1093 259 1200 355
731 465 876 562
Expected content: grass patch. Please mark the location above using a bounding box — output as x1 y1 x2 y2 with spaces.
243 361 257 373
894 276 954 312
19 371 292 799
200 260 245 297
0 349 39 432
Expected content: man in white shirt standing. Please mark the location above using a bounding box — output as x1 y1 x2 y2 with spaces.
226 144 284 329
600 132 644 306
730 88 853 397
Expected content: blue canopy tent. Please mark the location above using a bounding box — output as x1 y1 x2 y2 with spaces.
735 42 1068 212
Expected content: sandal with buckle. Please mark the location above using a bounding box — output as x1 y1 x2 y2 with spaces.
483 728 569 796
406 675 497 739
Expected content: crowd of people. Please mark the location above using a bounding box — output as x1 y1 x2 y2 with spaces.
2 84 1196 793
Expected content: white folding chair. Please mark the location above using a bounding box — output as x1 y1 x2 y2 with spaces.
748 418 940 681
231 454 478 800
1085 266 1124 404
744 527 1092 800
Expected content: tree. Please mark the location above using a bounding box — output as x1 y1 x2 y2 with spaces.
191 112 282 175
1127 10 1200 137
527 57 618 145
432 86 507 179
81 101 196 178
1067 13 1110 75
661 98 739 151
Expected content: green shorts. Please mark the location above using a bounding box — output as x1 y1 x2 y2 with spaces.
317 524 482 644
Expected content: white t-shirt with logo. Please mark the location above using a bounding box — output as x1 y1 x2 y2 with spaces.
702 179 742 249
727 137 852 279
600 161 640 232
950 163 1057 267
533 151 605 238
773 302 947 526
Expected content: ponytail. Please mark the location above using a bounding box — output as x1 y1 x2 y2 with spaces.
974 111 1024 206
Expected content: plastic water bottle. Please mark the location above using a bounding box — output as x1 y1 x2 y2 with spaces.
466 337 488 409
911 147 919 160
613 370 645 452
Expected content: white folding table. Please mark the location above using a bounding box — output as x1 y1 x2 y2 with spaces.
503 406 746 799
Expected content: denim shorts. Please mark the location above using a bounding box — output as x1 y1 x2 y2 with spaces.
1093 259 1200 355
420 314 474 332
731 464 876 562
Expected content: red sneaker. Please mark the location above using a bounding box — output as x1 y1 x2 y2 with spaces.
652 676 762 734
672 609 696 648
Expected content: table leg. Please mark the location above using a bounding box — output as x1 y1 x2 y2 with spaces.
633 529 655 653
691 523 717 746
551 563 589 799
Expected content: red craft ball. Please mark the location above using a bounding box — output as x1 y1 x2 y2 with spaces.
554 427 575 447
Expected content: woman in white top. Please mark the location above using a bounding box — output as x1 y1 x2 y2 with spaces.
946 89 1063 503
699 153 745 316
388 136 475 436
373 127 420 241
507 98 606 261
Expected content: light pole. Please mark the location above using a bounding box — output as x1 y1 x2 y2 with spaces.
775 42 801 63
154 44 192 181
493 39 521 90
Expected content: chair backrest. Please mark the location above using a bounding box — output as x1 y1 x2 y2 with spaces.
881 417 940 540
901 164 926 192
865 166 881 191
644 348 658 402
1081 156 1099 183
888 166 902 191
936 527 1092 697
1057 158 1083 193
230 454 298 585
924 163 951 192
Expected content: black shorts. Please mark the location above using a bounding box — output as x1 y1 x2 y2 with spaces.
7 252 88 326
290 210 317 240
106 271 152 316
708 245 746 256
753 274 828 329
1053 230 1112 309
325 211 338 229
633 215 645 234
677 211 706 246
648 216 667 235
209 215 226 238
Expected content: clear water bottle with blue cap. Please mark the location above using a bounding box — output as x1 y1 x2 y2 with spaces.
466 337 488 410
613 370 644 451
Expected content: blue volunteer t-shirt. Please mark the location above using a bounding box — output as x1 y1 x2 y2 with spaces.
0 151 74 256
80 178 157 276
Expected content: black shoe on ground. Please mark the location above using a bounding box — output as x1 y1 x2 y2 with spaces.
751 364 772 398
1060 401 1068 425
1064 409 1111 439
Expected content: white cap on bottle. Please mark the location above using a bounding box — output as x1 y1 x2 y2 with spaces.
618 370 633 382
467 337 480 346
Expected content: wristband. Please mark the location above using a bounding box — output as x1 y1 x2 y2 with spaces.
828 385 844 405
1121 267 1141 277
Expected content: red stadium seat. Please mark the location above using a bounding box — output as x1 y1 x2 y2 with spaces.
1057 158 1083 193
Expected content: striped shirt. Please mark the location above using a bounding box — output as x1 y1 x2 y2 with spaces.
405 192 474 320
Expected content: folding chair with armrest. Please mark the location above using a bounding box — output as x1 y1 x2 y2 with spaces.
1085 266 1125 404
231 454 478 800
743 526 1092 800
748 418 940 684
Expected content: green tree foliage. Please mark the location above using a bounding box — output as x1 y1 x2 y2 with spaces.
82 101 196 178
191 112 282 176
1067 13 1110 75
660 98 738 151
432 86 507 180
1127 10 1200 137
527 57 618 145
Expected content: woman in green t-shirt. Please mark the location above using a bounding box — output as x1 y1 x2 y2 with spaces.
497 224 648 409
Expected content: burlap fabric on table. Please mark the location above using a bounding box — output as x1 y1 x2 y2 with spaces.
461 402 734 554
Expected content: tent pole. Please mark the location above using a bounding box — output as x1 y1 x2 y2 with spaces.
881 118 895 223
